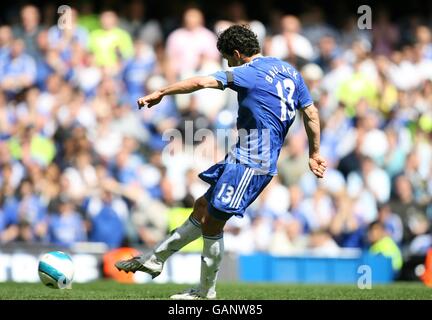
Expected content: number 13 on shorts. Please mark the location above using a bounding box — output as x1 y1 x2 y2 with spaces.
216 183 235 204
215 168 255 209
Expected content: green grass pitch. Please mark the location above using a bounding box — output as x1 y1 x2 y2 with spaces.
1 281 431 300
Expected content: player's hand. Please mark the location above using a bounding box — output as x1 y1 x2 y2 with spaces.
137 91 163 109
309 154 327 179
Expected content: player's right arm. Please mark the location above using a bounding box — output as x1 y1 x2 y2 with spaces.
301 104 327 178
137 76 221 109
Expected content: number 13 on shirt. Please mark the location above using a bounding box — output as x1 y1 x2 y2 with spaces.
275 79 296 121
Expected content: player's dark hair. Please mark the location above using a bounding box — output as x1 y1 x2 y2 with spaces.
216 24 260 57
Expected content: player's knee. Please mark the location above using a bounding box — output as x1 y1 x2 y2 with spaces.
201 211 225 236
201 219 216 236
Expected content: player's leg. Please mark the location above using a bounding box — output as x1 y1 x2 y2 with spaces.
115 196 207 275
200 209 227 298
170 204 227 300
172 164 252 300
115 162 226 275
151 196 206 261
196 167 273 299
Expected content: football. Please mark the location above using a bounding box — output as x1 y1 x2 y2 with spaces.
38 251 74 289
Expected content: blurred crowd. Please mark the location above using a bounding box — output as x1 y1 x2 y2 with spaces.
0 2 431 271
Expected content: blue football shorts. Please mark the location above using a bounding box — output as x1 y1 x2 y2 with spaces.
199 162 273 221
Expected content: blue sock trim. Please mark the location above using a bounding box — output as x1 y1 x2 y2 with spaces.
188 216 201 228
203 233 224 240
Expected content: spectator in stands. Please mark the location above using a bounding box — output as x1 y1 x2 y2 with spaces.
0 186 19 244
347 156 391 204
415 25 432 60
339 15 372 50
47 8 88 53
76 2 100 32
372 9 400 57
223 214 255 254
0 39 36 96
38 163 62 209
165 7 219 82
329 191 366 248
301 6 339 51
62 151 98 201
12 5 42 59
8 124 56 167
367 220 403 272
85 187 128 249
255 178 291 220
214 1 266 48
89 10 133 70
383 128 407 178
34 30 56 90
406 212 432 255
265 15 314 64
314 35 340 73
48 196 86 247
278 132 309 186
377 203 403 245
102 177 168 247
390 175 427 243
90 111 123 162
0 25 13 64
286 185 309 232
41 10 86 84
69 45 101 96
139 75 180 151
15 178 47 242
269 218 308 255
34 73 64 122
119 0 163 46
297 187 334 232
111 148 141 186
122 39 157 105
0 142 25 189
337 64 378 117
308 229 340 256
110 100 149 145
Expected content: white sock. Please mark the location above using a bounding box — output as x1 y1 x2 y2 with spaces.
200 234 224 297
153 216 201 262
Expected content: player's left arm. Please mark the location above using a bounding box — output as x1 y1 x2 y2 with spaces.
301 103 327 179
137 76 221 109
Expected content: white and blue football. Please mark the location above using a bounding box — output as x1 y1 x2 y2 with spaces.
38 251 74 289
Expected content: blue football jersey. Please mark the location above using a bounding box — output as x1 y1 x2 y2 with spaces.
211 56 313 175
